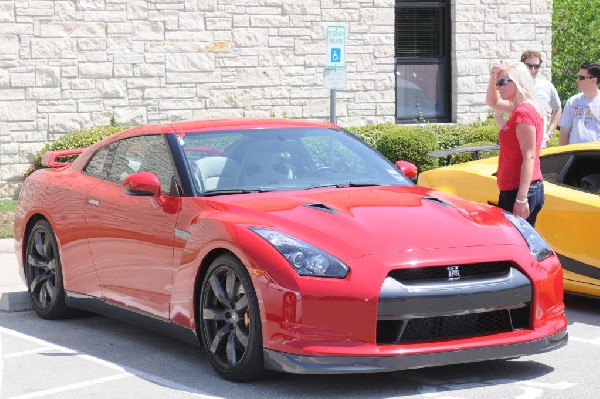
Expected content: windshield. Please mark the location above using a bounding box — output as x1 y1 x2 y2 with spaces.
179 127 412 195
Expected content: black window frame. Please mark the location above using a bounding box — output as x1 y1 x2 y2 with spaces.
395 0 451 123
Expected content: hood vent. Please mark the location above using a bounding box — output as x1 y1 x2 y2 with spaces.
304 202 339 214
422 196 452 207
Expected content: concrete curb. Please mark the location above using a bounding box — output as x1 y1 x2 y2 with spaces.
0 238 14 253
1 238 31 312
0 291 30 312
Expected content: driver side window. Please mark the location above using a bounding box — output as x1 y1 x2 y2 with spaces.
108 135 175 195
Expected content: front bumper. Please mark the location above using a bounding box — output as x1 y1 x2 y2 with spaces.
263 328 567 374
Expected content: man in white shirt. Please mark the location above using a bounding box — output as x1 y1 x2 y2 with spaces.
559 62 600 145
494 50 562 148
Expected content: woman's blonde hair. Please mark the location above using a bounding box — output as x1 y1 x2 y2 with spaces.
503 62 543 117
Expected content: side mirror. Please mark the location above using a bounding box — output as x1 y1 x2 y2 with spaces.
395 160 418 181
123 171 162 197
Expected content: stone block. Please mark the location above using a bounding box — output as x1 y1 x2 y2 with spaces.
359 8 394 25
96 79 127 98
166 53 215 72
131 21 165 41
209 88 251 108
194 108 244 119
232 28 268 47
31 38 77 59
37 100 77 113
40 22 105 37
113 107 147 125
206 17 232 31
25 88 61 100
0 101 36 121
48 113 91 133
79 62 113 78
35 67 60 87
282 0 321 15
0 35 19 55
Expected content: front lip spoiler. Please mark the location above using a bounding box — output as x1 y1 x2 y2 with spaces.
263 329 568 374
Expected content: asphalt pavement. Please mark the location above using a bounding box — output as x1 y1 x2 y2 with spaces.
0 238 30 313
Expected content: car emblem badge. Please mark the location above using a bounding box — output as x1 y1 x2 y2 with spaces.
447 266 460 279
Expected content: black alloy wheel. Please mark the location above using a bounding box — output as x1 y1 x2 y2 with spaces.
25 220 71 319
200 254 264 382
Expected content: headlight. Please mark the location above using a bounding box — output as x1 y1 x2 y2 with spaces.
504 212 553 261
249 227 349 278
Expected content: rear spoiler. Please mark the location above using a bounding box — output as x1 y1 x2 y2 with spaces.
41 148 86 168
427 145 499 160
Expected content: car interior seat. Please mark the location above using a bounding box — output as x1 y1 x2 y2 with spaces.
239 141 295 187
579 173 600 194
195 156 241 191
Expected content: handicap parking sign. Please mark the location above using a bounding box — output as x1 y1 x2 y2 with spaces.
326 26 346 69
331 48 341 63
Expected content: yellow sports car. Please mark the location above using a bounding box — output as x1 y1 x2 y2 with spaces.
417 142 600 298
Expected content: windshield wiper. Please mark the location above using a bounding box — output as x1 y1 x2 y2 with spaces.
202 188 272 196
305 181 383 190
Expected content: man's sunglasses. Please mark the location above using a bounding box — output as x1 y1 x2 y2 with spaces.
577 75 596 80
525 63 541 70
496 79 513 87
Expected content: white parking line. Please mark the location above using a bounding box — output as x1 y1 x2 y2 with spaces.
9 373 132 399
568 336 600 345
0 327 223 398
4 347 56 359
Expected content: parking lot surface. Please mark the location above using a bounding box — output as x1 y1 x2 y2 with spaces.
2 239 599 398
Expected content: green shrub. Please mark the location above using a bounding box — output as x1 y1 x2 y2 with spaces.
376 125 439 172
346 118 500 172
553 0 600 104
29 125 130 174
346 122 396 147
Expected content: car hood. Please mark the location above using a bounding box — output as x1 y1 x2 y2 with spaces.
205 185 519 260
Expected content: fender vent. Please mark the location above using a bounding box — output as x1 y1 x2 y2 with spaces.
304 203 338 214
422 196 451 207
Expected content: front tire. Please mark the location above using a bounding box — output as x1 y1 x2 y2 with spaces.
199 254 265 382
25 220 72 319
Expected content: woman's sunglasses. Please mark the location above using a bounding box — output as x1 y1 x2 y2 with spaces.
495 79 513 87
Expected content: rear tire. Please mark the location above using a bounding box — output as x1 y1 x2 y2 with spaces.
199 254 265 382
25 220 73 319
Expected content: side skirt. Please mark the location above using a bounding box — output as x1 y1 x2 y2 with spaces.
65 291 200 346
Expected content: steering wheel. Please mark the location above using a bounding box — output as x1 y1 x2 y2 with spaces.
309 166 339 177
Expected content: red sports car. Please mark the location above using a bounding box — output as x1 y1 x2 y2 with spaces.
14 119 567 382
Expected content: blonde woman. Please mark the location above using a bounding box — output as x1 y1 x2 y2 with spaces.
486 61 545 226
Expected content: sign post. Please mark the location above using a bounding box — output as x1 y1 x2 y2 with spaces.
324 26 346 124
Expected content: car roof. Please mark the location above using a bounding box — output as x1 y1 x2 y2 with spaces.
115 118 339 138
541 141 600 155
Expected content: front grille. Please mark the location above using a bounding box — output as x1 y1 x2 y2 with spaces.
389 261 510 282
377 306 531 344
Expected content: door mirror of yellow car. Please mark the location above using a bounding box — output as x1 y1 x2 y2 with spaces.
396 160 418 181
123 171 162 197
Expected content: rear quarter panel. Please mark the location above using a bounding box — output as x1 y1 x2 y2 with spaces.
15 168 103 297
539 183 600 296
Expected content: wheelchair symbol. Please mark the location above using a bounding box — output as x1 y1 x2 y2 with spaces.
330 48 341 63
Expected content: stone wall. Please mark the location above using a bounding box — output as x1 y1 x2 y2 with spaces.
0 0 553 199
453 0 554 122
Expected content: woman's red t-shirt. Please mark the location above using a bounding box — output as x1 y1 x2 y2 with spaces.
497 102 544 191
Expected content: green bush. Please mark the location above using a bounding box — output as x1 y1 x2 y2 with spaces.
29 125 130 174
376 125 439 172
346 118 500 173
553 0 600 104
346 122 396 147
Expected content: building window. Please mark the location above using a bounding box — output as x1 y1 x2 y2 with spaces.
395 1 450 122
